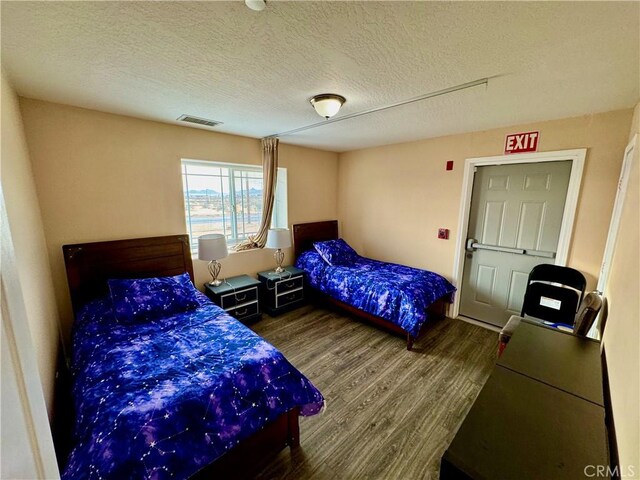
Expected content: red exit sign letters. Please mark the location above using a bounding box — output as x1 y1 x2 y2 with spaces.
504 131 539 154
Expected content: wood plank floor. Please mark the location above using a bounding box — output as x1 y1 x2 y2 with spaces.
249 305 498 480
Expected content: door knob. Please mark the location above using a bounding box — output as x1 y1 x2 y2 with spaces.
466 238 477 253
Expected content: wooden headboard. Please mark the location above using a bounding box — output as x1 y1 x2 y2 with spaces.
292 220 339 258
63 235 194 313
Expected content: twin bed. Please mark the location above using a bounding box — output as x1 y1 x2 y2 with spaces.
60 224 455 478
62 235 323 479
292 220 455 350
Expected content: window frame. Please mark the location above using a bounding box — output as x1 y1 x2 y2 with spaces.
181 159 287 252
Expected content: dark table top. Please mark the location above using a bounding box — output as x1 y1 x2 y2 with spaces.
257 265 304 280
497 320 604 406
444 366 609 480
203 274 260 294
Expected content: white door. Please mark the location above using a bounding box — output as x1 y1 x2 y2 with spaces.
459 161 573 327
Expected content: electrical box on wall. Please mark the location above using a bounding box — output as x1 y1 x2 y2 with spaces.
438 228 449 239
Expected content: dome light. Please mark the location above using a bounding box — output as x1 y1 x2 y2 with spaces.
245 0 266 12
310 94 346 119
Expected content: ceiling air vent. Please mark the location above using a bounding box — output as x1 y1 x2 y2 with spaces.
177 114 223 128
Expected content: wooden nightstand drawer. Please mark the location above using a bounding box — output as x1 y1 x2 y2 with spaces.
204 275 262 323
227 301 260 321
276 288 303 308
257 266 306 316
275 276 303 295
220 286 258 309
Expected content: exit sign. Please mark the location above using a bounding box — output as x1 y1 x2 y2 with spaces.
505 131 540 154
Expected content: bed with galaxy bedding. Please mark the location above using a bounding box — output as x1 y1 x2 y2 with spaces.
61 235 324 479
293 221 456 350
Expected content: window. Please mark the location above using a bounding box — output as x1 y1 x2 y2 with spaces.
181 159 287 252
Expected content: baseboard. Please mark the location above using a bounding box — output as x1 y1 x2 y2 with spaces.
456 315 501 333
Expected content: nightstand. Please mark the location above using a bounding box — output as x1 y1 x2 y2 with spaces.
257 266 305 316
203 275 261 323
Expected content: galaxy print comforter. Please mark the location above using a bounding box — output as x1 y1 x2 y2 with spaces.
296 251 456 338
63 292 324 480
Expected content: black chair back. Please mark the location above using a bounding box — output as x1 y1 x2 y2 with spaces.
520 264 587 326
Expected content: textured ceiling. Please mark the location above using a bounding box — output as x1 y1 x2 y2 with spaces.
2 1 639 152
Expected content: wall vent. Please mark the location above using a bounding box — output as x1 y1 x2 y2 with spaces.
177 114 223 128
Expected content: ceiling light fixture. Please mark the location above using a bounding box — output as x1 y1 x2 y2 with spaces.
310 94 346 119
245 0 266 11
269 77 490 138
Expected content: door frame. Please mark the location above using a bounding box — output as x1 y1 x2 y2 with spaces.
1 186 60 478
451 148 587 320
596 134 636 294
590 135 637 338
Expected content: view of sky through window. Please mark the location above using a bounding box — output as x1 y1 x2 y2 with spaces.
182 160 286 252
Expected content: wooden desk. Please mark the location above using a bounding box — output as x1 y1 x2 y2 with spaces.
441 320 610 479
497 320 604 406
441 367 609 480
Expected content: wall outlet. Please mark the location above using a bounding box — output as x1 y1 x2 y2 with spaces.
438 228 449 239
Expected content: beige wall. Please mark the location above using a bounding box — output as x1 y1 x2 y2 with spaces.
1 73 60 417
602 101 639 476
13 91 640 471
338 109 633 291
19 98 338 340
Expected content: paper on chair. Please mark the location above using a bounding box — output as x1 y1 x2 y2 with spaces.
540 296 562 310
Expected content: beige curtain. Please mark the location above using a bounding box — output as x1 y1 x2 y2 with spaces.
235 137 279 250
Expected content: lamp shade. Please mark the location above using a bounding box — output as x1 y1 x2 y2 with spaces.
265 228 291 249
310 94 346 119
198 234 228 261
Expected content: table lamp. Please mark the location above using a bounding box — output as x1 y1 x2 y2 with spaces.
265 228 291 274
198 234 228 286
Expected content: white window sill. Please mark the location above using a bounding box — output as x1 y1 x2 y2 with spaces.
228 246 262 255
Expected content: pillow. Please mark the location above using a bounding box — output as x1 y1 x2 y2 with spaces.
108 273 200 323
313 238 359 266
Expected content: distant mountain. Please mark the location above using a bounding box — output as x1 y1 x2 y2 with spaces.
188 189 220 196
188 188 262 196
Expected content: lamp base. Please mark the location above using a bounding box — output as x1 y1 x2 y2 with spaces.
207 260 222 286
273 249 285 274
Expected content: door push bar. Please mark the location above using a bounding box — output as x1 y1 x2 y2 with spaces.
466 239 556 258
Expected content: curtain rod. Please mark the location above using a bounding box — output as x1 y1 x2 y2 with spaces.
267 77 489 139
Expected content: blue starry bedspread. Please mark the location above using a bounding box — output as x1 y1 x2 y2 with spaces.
296 251 456 338
63 292 324 480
